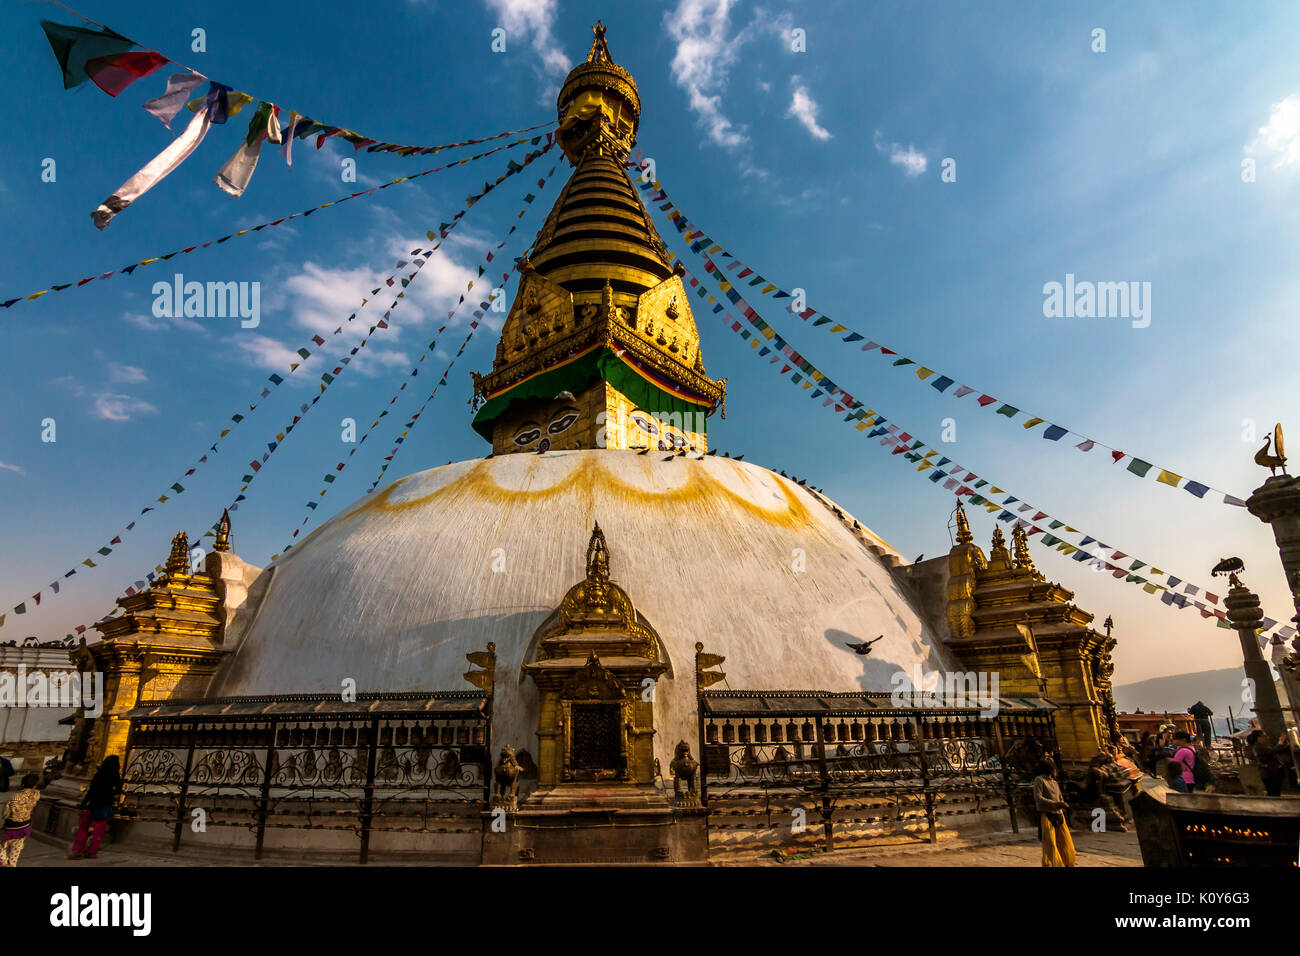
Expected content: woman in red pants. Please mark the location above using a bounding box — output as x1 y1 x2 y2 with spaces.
68 755 121 860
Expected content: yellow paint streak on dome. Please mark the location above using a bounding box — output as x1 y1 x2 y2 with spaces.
326 453 812 535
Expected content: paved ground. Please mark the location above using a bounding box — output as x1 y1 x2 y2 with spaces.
16 824 1142 867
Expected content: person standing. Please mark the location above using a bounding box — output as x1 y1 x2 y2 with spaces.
1247 730 1291 797
1 773 42 866
1188 701 1214 743
1171 732 1197 793
1032 760 1076 867
68 755 121 860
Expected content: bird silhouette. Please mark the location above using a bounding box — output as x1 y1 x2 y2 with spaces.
554 390 576 402
734 454 744 461
707 448 718 456
637 447 650 455
845 635 885 655
663 455 675 461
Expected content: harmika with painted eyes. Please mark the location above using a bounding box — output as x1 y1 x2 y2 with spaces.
628 409 687 451
513 406 581 451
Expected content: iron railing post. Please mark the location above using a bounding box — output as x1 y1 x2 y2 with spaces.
914 715 936 844
254 718 277 860
814 716 833 852
172 720 198 853
993 718 1019 834
358 716 380 864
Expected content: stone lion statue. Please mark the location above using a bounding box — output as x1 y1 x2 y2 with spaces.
669 740 699 805
494 745 523 807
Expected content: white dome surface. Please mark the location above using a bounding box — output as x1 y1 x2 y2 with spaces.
210 450 956 766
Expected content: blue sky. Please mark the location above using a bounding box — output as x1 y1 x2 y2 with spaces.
2 0 1298 691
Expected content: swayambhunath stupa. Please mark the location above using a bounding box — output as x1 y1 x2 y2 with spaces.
3 4 1298 912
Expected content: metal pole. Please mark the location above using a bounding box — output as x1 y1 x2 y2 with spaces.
172 720 198 853
914 715 935 844
254 718 276 861
813 716 832 852
358 716 380 864
993 718 1018 834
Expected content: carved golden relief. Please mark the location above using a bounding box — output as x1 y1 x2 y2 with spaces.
522 524 667 788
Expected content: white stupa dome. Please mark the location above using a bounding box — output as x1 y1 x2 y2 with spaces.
209 450 956 766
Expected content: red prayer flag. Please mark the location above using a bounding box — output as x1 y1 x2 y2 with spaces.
86 50 169 97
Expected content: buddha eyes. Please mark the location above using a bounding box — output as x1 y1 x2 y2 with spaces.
514 427 542 446
632 414 658 436
548 410 579 434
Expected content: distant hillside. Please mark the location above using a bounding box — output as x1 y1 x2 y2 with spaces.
1113 667 1256 736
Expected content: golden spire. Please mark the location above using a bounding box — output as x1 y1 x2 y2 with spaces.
954 498 973 545
1012 524 1036 572
165 531 191 578
587 19 612 62
468 23 724 457
586 521 610 583
213 509 232 553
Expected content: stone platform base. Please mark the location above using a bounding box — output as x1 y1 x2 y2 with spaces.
482 783 708 865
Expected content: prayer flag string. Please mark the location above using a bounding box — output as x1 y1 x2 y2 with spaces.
632 157 1247 511
2 132 551 309
664 224 1295 648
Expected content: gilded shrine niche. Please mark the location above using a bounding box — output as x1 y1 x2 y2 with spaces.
522 523 668 788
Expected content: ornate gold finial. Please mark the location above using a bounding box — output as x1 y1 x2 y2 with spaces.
600 278 615 317
1012 524 1035 571
165 531 190 578
585 522 611 604
587 19 611 62
954 498 973 545
990 525 1007 552
1254 423 1288 476
213 509 232 553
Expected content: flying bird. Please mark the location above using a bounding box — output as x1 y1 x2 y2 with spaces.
845 635 885 656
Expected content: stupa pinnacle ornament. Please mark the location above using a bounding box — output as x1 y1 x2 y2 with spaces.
213 509 232 553
165 530 191 578
470 23 724 456
953 498 973 545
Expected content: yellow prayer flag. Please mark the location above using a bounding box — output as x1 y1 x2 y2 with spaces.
1156 470 1181 486
915 367 934 381
1022 417 1044 429
760 284 776 294
829 324 847 333
990 486 1004 495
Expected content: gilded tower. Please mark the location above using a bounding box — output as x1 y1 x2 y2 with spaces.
471 22 725 455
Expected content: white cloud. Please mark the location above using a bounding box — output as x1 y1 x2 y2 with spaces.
122 310 205 334
108 362 148 384
874 130 927 177
786 80 832 141
664 0 751 149
235 334 305 372
93 394 158 422
1246 93 1300 169
482 0 571 82
0 461 24 476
